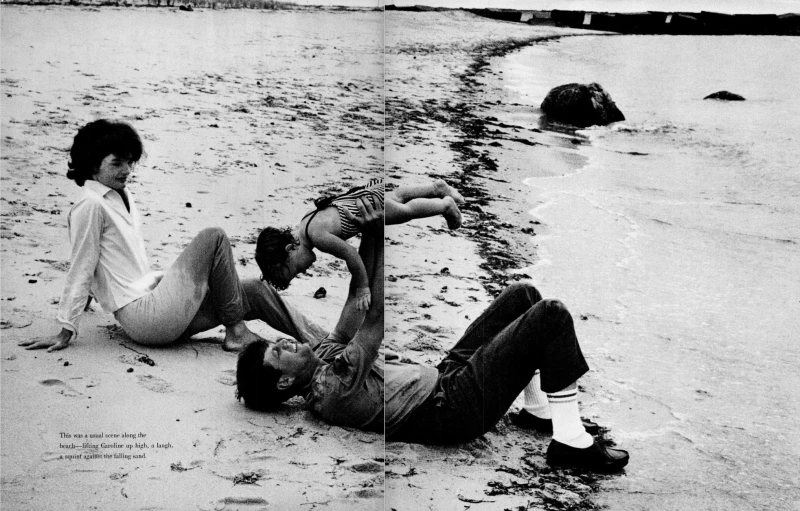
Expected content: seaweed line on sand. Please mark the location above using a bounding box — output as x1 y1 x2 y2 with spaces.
389 34 575 297
388 31 617 510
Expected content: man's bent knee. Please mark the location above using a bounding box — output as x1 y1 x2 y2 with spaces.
542 298 575 328
503 281 542 303
197 226 228 243
544 298 568 315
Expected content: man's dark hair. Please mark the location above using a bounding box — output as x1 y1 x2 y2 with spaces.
236 339 297 410
255 226 295 290
67 119 144 186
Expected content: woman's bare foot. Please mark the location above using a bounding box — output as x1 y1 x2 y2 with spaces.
222 321 263 352
433 179 465 204
442 196 462 230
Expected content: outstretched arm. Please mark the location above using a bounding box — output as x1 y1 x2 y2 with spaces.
347 218 384 359
19 200 103 352
327 198 384 343
311 229 371 311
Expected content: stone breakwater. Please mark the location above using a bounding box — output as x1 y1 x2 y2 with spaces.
387 6 800 36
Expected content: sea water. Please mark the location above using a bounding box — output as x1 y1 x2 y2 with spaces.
495 36 800 510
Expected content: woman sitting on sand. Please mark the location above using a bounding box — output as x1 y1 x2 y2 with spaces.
255 178 464 311
19 119 267 353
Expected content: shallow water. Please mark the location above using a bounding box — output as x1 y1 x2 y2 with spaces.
493 35 800 510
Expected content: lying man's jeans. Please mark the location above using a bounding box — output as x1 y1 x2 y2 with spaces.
391 282 589 444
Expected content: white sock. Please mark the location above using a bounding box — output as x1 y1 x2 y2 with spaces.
547 386 593 448
523 370 551 419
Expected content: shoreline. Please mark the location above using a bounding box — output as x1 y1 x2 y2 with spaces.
385 11 621 510
3 7 774 510
481 32 800 511
388 31 591 298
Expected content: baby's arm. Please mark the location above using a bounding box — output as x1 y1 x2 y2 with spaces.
311 230 371 311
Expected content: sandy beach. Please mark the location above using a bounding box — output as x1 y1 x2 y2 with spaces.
1 6 386 510
4 5 797 511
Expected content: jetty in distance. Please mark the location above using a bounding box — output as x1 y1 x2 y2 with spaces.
386 5 800 35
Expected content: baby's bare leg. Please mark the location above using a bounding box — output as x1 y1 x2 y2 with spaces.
391 179 464 204
386 196 462 229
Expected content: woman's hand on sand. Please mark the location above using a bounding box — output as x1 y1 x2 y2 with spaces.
356 286 371 311
18 328 72 352
344 197 384 235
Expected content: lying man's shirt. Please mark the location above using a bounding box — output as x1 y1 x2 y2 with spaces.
384 353 438 437
306 332 385 432
306 332 438 436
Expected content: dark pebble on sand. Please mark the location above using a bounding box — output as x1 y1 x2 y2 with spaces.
313 287 327 299
185 203 192 208
522 227 535 235
127 368 133 373
440 267 450 275
63 361 69 366
28 279 37 284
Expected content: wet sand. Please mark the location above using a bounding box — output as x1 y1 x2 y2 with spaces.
384 10 620 511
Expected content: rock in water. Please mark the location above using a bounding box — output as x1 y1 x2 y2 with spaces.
541 83 625 127
704 91 745 101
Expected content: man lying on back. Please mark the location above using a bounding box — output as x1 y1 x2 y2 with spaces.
236 197 385 432
236 201 629 472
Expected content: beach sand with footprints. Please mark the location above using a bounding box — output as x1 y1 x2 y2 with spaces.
4 5 774 511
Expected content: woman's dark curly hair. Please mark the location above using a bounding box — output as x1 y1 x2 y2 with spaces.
255 226 296 290
67 119 144 186
236 339 298 410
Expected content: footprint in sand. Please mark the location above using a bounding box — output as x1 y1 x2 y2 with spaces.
214 497 268 507
216 369 236 387
344 460 383 473
39 378 82 397
348 488 383 499
135 374 173 394
415 324 448 335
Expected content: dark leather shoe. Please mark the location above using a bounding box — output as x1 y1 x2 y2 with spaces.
511 410 601 435
546 439 629 473
511 409 554 433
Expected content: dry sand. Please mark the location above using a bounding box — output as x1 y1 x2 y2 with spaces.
2 6 384 510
